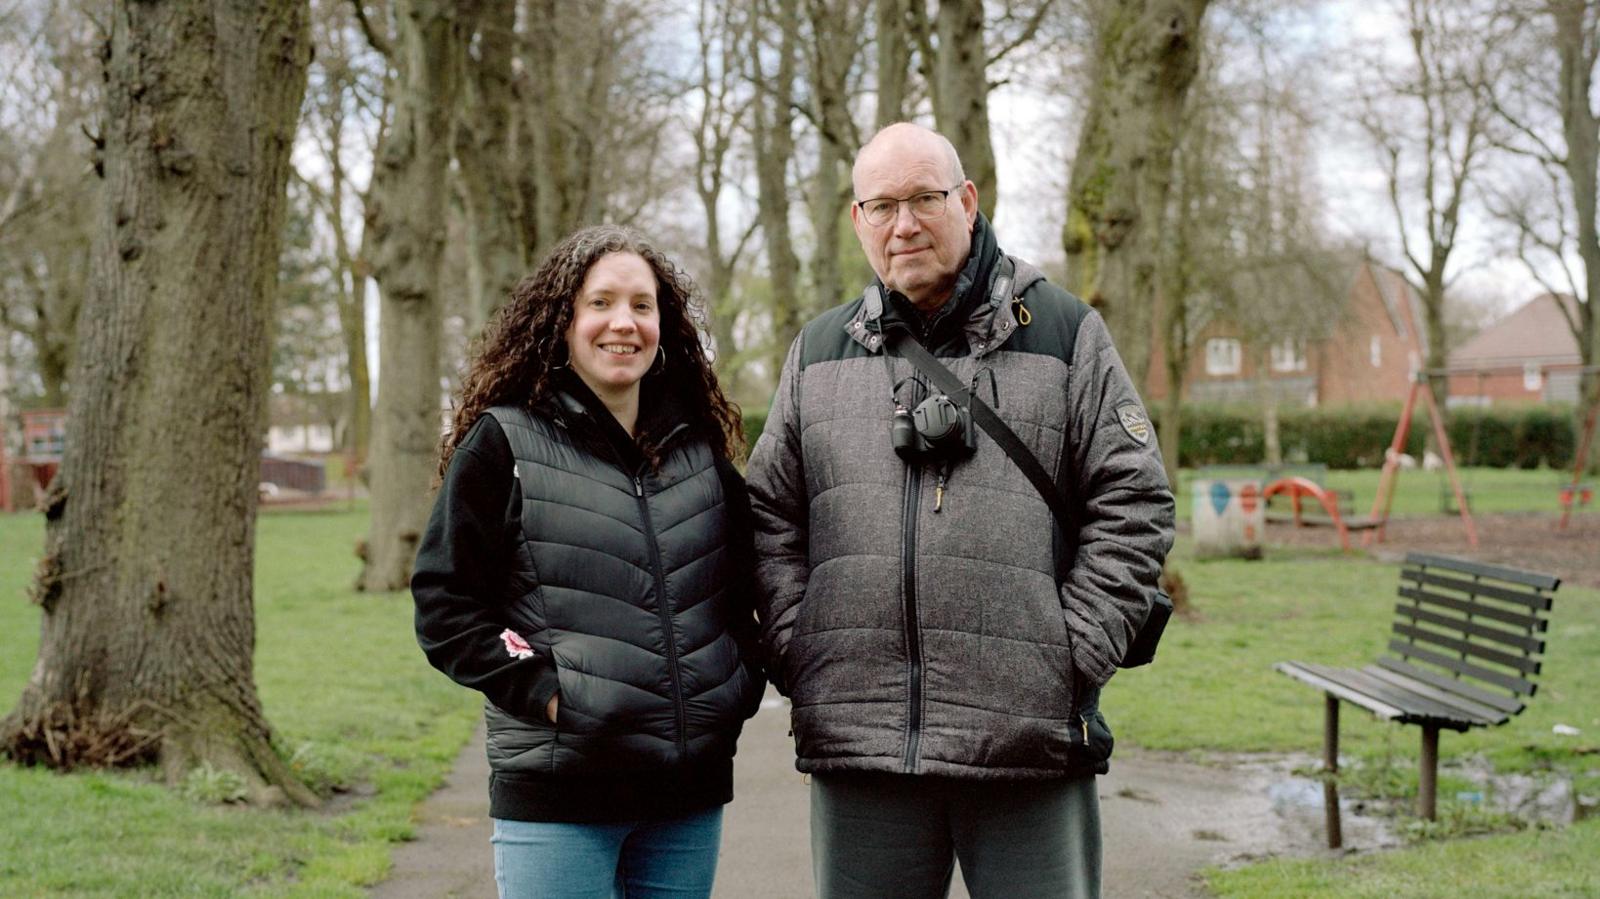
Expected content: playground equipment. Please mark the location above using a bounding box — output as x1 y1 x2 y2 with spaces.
1367 371 1479 548
1559 398 1599 530
1262 476 1379 552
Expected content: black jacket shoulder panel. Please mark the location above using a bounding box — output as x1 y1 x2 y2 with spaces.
797 298 875 368
1001 278 1091 365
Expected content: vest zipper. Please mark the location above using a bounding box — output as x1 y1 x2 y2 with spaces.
635 471 688 762
900 464 925 772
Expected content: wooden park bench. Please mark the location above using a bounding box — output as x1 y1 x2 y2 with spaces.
1275 553 1561 848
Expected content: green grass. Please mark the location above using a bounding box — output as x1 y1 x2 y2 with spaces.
1174 465 1581 521
1205 817 1600 897
1 474 1595 896
0 507 481 897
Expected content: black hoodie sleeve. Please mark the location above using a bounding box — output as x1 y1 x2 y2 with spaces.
411 415 560 721
715 455 770 700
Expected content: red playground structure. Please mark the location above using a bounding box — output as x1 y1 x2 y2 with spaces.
0 410 66 513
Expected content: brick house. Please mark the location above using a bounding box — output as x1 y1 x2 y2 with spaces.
1445 295 1584 406
1145 261 1425 407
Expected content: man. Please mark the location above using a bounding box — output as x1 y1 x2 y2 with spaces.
745 122 1175 898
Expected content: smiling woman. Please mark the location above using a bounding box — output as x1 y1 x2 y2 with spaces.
412 225 764 899
563 252 661 431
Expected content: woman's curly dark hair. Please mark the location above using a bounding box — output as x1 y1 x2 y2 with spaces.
440 225 743 476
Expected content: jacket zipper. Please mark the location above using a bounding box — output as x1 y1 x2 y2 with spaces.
634 424 691 763
900 463 925 772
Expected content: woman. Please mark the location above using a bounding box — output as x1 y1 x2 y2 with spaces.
412 225 764 899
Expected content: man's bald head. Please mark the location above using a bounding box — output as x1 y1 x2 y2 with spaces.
848 122 980 312
852 123 966 198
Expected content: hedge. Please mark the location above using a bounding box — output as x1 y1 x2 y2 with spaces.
1148 404 1578 470
740 404 1580 470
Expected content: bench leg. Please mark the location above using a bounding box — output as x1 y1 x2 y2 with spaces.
1323 693 1343 849
1418 726 1439 820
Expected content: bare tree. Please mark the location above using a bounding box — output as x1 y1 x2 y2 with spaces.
1157 16 1345 477
876 0 915 126
803 0 870 311
1481 0 1600 457
455 0 527 325
1064 0 1213 387
518 0 677 263
903 1 1056 219
0 4 99 408
1 0 317 805
750 0 807 364
297 0 386 464
355 0 474 592
692 0 760 390
1359 0 1494 415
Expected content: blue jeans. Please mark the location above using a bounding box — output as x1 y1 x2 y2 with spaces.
491 807 723 899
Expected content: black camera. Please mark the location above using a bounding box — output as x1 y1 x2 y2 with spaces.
891 393 977 463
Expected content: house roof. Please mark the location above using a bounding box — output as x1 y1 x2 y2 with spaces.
1348 261 1428 354
1449 294 1582 370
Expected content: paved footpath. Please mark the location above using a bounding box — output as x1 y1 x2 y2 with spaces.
371 689 1358 898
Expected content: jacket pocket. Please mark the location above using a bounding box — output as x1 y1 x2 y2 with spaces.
1067 705 1114 771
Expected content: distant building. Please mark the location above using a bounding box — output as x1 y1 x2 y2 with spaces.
1446 295 1584 406
1145 261 1425 407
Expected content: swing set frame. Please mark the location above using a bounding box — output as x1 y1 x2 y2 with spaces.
1370 365 1600 545
1266 364 1599 551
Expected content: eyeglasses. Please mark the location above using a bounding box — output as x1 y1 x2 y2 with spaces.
855 185 964 227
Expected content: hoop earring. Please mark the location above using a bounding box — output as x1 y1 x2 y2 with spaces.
650 348 667 376
545 338 569 370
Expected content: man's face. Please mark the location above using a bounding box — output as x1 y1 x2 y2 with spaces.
851 142 979 313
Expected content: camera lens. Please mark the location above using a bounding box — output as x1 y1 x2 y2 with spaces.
913 396 963 444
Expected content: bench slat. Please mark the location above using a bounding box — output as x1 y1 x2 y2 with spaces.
1393 603 1545 653
1392 622 1542 674
1276 662 1490 729
1309 663 1495 727
1275 662 1407 720
1361 665 1512 725
1397 586 1544 631
1388 641 1538 695
1373 657 1526 715
1403 553 1562 591
1400 569 1556 613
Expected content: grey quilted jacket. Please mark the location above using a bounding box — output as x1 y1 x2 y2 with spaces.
746 216 1174 779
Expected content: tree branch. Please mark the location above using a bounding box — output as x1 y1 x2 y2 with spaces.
347 0 393 60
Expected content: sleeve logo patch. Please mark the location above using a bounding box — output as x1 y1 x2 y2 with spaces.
1117 404 1151 445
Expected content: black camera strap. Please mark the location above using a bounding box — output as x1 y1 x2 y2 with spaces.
888 331 1077 539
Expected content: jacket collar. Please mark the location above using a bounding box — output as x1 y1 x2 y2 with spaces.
846 214 1043 359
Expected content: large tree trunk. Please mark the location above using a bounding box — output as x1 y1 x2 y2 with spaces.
358 0 469 592
455 0 526 326
1 0 316 806
932 0 996 219
1065 0 1210 388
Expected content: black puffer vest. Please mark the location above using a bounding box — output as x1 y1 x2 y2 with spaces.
482 401 761 775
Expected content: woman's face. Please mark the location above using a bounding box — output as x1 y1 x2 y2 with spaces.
563 252 661 400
